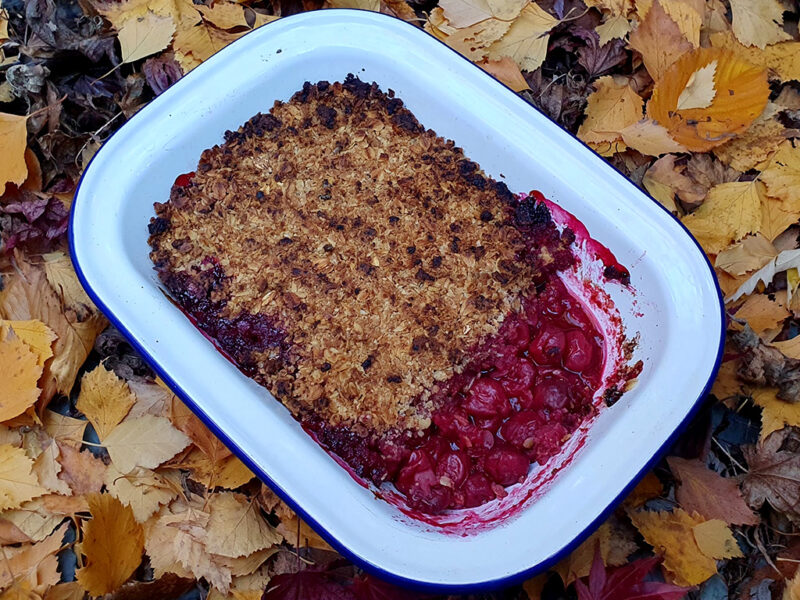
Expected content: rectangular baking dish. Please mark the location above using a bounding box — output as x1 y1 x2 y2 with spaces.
69 10 724 592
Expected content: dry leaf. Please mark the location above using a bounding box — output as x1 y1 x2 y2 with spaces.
0 328 43 424
735 293 790 333
710 31 800 86
628 0 692 82
667 456 758 524
728 248 800 301
619 119 688 156
118 11 176 64
595 14 631 46
761 140 800 206
742 429 800 522
437 0 528 28
675 60 716 110
76 494 144 596
104 464 179 522
76 364 135 441
43 582 84 600
642 154 705 209
551 520 637 586
274 514 332 552
0 321 56 368
713 103 786 172
0 445 46 511
0 523 66 594
486 3 559 71
627 508 718 586
205 492 281 559
660 0 702 47
31 442 71 496
771 337 800 360
715 234 778 276
0 519 32 545
728 0 791 49
478 57 530 92
624 471 663 507
42 412 87 446
56 442 106 495
577 76 643 157
169 395 230 462
103 414 191 474
173 24 246 72
752 387 800 440
127 380 171 419
197 3 249 29
186 448 255 490
786 570 800 600
425 9 511 61
648 48 769 152
0 113 28 195
692 519 743 559
682 181 765 254
0 498 64 542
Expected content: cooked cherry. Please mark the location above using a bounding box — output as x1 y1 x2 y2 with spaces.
436 450 469 488
483 444 529 486
473 414 503 432
565 329 593 372
497 358 536 398
532 371 571 410
529 324 566 366
395 450 435 496
531 422 569 465
432 407 472 441
500 411 539 449
463 473 495 508
463 378 511 418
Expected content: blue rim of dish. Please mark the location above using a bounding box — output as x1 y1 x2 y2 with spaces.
68 9 727 594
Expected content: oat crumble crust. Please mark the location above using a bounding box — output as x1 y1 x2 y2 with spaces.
148 75 574 434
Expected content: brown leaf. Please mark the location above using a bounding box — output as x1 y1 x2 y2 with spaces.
56 442 106 495
76 494 144 596
761 140 800 206
0 113 29 195
205 492 281 559
104 415 191 474
103 573 195 600
619 119 688 156
76 364 135 441
733 325 800 402
642 155 705 209
715 234 778 276
667 456 759 524
169 394 230 462
477 58 530 92
42 411 87 446
436 0 528 28
735 293 790 334
742 428 800 522
0 327 43 424
486 3 560 71
577 76 643 157
104 464 179 522
710 31 800 83
31 442 71 496
0 522 66 594
628 0 692 82
42 582 84 600
713 104 786 172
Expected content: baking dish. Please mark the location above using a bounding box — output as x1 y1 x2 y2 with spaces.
70 9 724 592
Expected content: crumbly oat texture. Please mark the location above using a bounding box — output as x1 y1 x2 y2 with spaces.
149 75 573 433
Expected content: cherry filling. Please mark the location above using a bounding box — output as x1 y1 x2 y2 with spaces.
306 277 604 514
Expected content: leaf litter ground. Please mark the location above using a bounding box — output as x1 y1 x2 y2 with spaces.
2 0 800 598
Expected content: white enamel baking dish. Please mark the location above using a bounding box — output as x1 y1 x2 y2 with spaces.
70 10 724 592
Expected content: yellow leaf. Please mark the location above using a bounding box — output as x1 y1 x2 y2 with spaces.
275 514 332 551
729 0 791 49
682 181 765 254
771 336 800 359
692 519 743 559
0 321 56 368
752 387 800 440
628 0 691 81
76 494 144 596
628 508 718 586
205 492 281 559
619 119 688 156
760 188 800 241
713 103 785 171
56 442 106 495
76 364 135 441
173 23 246 72
551 520 636 586
0 14 8 41
197 3 249 29
584 0 632 17
0 328 42 424
715 234 777 276
43 582 84 600
660 0 701 47
209 566 271 600
735 293 789 333
0 523 66 594
94 0 200 31
761 140 800 206
31 442 71 496
486 3 559 71
624 471 663 507
104 464 179 522
42 411 87 446
595 14 631 46
710 31 800 83
478 57 530 92
0 445 46 513
0 498 63 542
118 11 175 64
648 48 769 152
676 60 716 110
437 0 528 29
169 394 230 461
219 547 278 577
642 174 678 213
328 0 379 9
785 569 800 600
577 76 643 157
424 8 511 62
103 415 191 474
186 448 255 490
0 112 28 195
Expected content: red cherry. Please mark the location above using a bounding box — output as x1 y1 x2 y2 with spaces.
565 329 594 372
463 378 511 418
532 371 571 410
436 450 470 488
432 407 472 441
532 422 569 465
504 319 531 351
473 414 503 432
463 474 495 508
498 358 536 398
529 324 566 366
483 444 530 486
500 411 540 449
394 450 435 496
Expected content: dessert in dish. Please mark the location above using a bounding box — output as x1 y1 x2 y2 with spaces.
148 75 628 514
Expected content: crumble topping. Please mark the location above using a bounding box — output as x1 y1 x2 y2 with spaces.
149 76 574 433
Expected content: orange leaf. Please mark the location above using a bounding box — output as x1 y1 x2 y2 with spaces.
734 293 790 333
0 112 28 195
577 76 643 157
647 48 769 151
478 57 530 92
0 327 42 424
76 494 144 596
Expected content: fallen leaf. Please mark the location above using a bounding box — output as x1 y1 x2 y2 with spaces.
675 60 716 110
595 15 631 46
619 119 688 156
0 321 56 368
552 520 637 586
742 428 800 523
478 57 530 92
735 293 790 333
728 248 800 301
328 0 380 9
682 181 765 254
786 570 800 600
76 364 135 441
667 456 758 524
276 514 334 552
642 154 705 210
43 582 88 600
169 395 230 462
263 569 355 600
0 445 46 511
761 140 800 206
486 3 560 71
37 494 89 515
104 463 179 522
425 9 511 61
710 31 800 84
716 235 778 276
729 0 791 49
437 0 528 28
31 442 71 496
577 76 643 157
0 113 28 195
76 494 144 596
628 0 692 82
648 48 769 152
42 411 87 446
117 11 176 64
0 498 64 541
127 380 171 419
693 519 743 559
0 328 43 424
0 523 66 594
713 104 785 172
196 3 249 29
627 508 718 586
205 492 281 558
0 519 32 545
56 442 106 495
752 387 800 441
103 414 191 474
660 0 702 47
173 24 246 72
772 337 800 360
624 471 663 507
186 448 255 490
